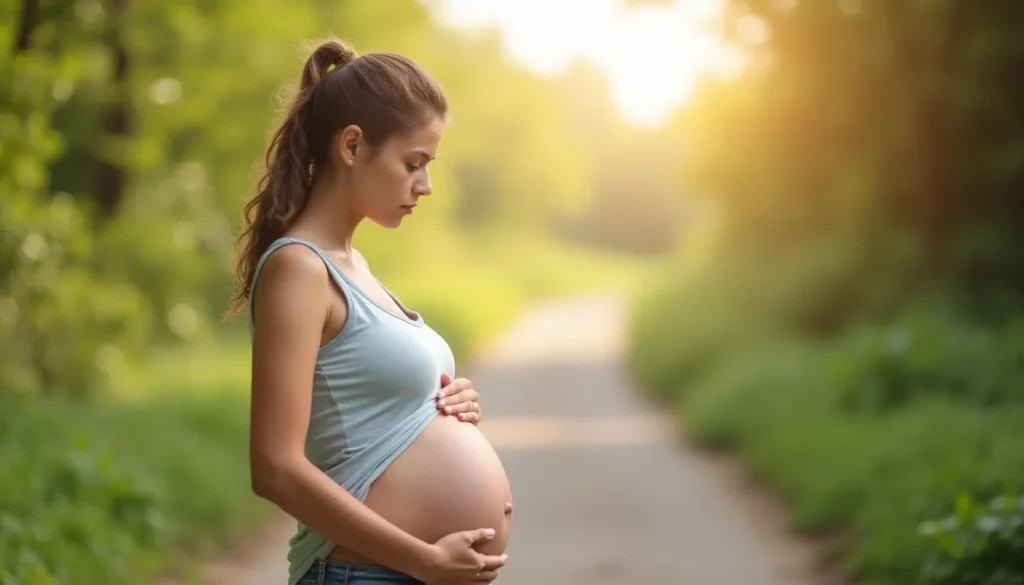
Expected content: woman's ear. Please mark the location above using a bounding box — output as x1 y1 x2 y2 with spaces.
336 124 363 167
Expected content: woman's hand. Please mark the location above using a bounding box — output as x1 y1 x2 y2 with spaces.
437 374 482 424
416 528 508 584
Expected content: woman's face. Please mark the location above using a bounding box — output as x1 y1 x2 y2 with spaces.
346 116 444 229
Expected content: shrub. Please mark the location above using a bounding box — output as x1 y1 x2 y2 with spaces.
918 492 1024 585
677 339 1024 583
829 312 1024 412
0 344 268 585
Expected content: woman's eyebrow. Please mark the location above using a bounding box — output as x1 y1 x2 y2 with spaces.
410 148 436 161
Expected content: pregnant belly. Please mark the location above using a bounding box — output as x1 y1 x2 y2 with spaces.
331 414 513 563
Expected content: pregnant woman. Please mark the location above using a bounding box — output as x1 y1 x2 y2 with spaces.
230 39 513 585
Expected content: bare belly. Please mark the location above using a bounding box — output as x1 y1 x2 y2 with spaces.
330 414 513 564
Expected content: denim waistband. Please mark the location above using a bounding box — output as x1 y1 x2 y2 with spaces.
297 558 423 585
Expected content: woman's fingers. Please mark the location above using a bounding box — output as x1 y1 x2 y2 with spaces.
456 411 480 424
477 553 508 571
438 376 473 399
439 390 480 413
474 570 499 582
437 376 481 423
436 398 481 423
438 393 480 424
472 552 505 583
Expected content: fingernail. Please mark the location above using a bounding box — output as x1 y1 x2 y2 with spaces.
444 406 452 414
484 528 495 537
438 399 445 407
458 413 466 420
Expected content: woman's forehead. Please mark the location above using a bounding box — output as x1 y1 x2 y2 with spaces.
392 117 444 151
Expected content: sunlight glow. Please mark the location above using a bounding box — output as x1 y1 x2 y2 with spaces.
425 0 746 127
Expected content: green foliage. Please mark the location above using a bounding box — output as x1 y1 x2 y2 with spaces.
830 314 1024 412
0 344 266 585
629 239 1024 583
668 334 1024 584
627 221 904 400
0 51 151 398
628 225 1024 585
919 492 1024 585
0 421 169 584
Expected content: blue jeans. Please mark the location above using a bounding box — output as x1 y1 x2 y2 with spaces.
297 559 423 585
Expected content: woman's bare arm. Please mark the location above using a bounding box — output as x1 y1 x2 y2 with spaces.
248 245 439 577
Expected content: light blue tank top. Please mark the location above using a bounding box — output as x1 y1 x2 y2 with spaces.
247 237 455 584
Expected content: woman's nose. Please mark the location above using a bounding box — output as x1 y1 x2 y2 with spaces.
415 178 432 196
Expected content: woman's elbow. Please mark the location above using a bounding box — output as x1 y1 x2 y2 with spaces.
250 454 301 501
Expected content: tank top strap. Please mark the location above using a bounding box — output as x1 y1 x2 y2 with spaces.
247 236 369 330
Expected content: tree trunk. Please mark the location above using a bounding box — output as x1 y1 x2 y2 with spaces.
13 0 38 53
886 0 970 281
94 0 133 217
917 1 970 279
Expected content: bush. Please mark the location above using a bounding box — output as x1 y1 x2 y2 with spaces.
919 492 1024 585
0 194 156 398
830 312 1024 412
0 344 269 585
626 230 871 400
630 258 1024 585
677 340 1024 584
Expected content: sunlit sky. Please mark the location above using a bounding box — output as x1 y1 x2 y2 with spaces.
424 0 748 127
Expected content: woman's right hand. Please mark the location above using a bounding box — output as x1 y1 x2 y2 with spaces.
416 528 508 584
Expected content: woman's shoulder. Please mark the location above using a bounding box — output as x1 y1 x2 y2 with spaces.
255 241 332 298
249 241 339 330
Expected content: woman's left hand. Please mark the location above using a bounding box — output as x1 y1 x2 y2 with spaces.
437 374 482 424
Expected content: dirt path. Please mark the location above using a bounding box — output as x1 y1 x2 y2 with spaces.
208 294 824 584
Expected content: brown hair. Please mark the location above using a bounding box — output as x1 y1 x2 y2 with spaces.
228 38 448 316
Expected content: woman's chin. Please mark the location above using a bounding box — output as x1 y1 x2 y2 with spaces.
368 215 404 230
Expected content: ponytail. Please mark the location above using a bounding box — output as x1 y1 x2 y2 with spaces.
227 40 357 316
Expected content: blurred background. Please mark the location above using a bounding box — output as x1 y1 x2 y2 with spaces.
1 0 1022 584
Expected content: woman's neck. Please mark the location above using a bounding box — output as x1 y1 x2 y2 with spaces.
293 171 361 253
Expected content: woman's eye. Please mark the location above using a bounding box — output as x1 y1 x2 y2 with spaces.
406 163 420 172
